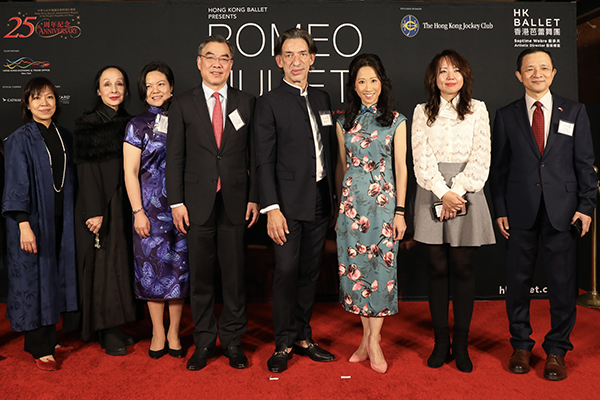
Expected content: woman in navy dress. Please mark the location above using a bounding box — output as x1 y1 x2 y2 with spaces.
124 62 189 359
335 54 408 373
2 77 77 371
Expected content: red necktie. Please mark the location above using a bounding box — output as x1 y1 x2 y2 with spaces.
532 101 545 156
212 92 222 191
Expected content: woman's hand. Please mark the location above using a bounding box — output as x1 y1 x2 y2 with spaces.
393 214 406 241
19 221 37 254
86 216 103 234
134 212 151 238
440 191 466 221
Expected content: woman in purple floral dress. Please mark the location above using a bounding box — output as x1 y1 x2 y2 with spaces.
335 54 408 374
124 62 189 359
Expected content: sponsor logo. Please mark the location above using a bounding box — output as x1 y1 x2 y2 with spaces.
4 57 50 70
513 8 561 48
4 9 81 39
401 15 419 38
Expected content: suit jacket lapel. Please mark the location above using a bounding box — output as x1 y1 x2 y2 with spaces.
543 94 565 157
514 97 541 159
221 88 239 149
192 85 219 150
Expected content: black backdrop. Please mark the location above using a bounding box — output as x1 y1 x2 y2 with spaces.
1 1 591 301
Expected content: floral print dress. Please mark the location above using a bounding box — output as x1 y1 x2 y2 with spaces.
124 106 189 300
337 105 406 316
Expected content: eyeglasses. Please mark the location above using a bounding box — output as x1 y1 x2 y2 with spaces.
200 54 233 64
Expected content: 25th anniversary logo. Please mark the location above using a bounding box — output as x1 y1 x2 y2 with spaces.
4 9 81 39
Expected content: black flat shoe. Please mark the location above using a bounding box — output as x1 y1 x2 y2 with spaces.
267 345 293 373
186 346 216 371
293 339 334 362
223 345 248 369
99 328 127 356
168 347 184 358
149 344 167 359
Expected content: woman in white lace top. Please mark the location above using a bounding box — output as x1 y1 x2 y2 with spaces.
411 49 495 373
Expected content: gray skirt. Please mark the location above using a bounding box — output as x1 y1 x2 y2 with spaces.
413 162 496 247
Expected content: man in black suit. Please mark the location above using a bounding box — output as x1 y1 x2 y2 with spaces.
490 47 596 381
254 28 337 373
166 35 259 371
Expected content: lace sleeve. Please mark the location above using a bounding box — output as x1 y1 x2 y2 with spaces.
451 100 491 194
411 104 450 199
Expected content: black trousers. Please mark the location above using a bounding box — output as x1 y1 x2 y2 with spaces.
272 179 330 348
187 192 247 349
24 325 56 359
426 244 477 331
506 200 577 356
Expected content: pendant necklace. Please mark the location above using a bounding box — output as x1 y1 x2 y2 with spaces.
43 123 67 193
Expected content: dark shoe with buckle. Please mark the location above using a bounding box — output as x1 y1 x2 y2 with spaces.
223 345 248 369
543 354 567 381
186 346 216 371
293 338 334 362
508 348 531 374
267 345 293 373
116 329 135 346
99 327 127 356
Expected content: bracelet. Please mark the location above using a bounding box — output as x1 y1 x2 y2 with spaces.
395 206 405 213
132 207 144 215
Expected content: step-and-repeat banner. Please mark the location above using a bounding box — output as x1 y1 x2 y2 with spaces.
1 1 587 301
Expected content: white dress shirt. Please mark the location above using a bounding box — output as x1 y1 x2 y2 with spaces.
524 90 553 146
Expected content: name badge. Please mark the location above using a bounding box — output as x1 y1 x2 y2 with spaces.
155 114 168 134
319 111 333 126
558 119 574 136
228 109 245 131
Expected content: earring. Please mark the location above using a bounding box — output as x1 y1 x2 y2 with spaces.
97 89 100 95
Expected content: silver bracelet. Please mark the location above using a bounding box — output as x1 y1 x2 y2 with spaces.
132 207 144 215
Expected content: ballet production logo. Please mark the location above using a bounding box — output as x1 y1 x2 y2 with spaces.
401 15 419 38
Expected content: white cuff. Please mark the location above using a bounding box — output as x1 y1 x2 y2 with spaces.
432 182 451 201
260 204 280 214
170 203 184 209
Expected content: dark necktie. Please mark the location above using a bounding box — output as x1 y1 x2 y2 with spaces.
532 101 545 156
212 92 222 191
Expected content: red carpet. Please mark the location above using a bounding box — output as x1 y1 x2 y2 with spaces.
1 300 599 400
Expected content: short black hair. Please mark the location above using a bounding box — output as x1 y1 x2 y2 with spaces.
21 76 61 123
516 47 555 72
273 27 317 56
197 34 235 58
137 61 175 105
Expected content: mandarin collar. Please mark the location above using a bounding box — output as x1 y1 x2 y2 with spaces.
360 103 378 115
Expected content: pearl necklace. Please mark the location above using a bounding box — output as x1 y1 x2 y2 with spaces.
43 123 67 193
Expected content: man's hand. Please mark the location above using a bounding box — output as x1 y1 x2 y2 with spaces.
267 208 289 245
172 205 190 234
496 217 510 239
246 202 260 228
572 211 592 237
86 216 103 234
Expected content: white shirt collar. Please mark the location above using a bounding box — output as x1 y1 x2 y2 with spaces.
525 90 552 111
202 82 228 101
440 94 460 109
283 78 308 96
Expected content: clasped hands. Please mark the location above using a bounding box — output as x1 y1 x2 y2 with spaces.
439 191 467 221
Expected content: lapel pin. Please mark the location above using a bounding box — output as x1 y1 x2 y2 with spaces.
558 107 563 111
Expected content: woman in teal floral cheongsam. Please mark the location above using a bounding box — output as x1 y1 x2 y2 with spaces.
335 54 407 374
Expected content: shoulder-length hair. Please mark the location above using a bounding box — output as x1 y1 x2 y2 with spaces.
137 61 175 109
343 53 395 132
21 76 61 123
92 65 130 110
423 49 473 126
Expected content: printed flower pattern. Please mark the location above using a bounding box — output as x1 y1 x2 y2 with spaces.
125 106 190 300
336 105 407 317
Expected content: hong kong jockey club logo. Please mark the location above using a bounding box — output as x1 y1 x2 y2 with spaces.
401 15 419 38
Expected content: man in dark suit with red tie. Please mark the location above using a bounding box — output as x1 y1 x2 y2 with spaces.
254 28 338 373
490 47 596 381
166 35 259 371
